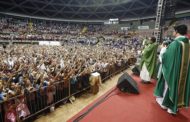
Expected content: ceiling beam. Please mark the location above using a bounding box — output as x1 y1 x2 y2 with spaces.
32 0 55 15
7 0 29 11
23 0 132 7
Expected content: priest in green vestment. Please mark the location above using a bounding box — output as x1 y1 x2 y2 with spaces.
154 24 190 114
140 37 158 83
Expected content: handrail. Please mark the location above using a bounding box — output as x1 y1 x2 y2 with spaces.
0 61 133 122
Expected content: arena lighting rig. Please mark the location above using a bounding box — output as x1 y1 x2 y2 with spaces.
154 0 176 42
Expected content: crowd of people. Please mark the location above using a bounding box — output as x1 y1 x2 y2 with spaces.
0 27 145 122
0 43 136 103
0 39 139 121
0 17 125 41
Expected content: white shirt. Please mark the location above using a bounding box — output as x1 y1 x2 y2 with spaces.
159 47 167 63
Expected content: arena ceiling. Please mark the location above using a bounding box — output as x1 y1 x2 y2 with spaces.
0 0 190 20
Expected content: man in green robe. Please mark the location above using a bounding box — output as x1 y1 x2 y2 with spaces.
154 24 190 114
140 37 158 83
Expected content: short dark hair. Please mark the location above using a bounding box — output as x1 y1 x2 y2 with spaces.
150 37 156 43
174 25 187 35
162 41 170 46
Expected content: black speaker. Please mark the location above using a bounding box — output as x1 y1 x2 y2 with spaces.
117 73 139 94
132 66 140 76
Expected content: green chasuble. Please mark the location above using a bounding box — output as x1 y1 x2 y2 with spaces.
154 36 190 113
140 42 158 77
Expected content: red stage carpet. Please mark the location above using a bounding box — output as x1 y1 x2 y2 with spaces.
68 75 190 122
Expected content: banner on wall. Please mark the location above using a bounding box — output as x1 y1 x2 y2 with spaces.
39 41 61 46
138 26 149 30
121 27 130 31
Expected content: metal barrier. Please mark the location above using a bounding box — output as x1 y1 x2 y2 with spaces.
0 61 130 122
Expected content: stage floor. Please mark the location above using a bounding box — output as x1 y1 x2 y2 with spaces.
68 75 190 122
